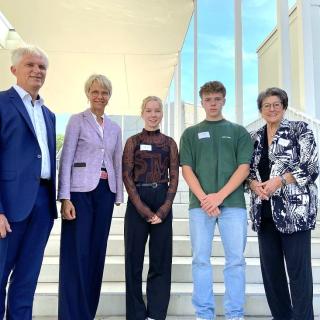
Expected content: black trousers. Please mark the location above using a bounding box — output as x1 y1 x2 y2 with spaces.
258 219 314 320
58 180 115 320
125 184 172 320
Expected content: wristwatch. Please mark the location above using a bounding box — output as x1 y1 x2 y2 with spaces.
279 174 287 187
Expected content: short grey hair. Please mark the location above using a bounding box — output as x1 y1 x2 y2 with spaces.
84 74 112 97
141 96 163 115
257 87 288 111
11 44 49 68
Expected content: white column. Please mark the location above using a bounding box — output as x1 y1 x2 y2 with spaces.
0 25 8 48
174 52 181 142
163 96 169 134
0 12 12 48
234 0 243 125
181 102 185 133
297 0 316 117
166 93 171 136
193 0 198 125
277 0 292 100
310 0 320 119
170 99 174 137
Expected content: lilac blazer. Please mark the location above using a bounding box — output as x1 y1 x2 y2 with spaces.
58 109 123 203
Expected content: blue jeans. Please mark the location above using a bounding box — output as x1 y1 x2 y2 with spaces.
189 207 247 319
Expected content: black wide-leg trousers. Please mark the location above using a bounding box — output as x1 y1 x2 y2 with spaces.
125 184 172 320
258 219 314 320
58 180 115 320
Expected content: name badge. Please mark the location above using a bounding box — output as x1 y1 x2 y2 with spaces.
278 138 289 147
198 131 210 139
140 144 152 151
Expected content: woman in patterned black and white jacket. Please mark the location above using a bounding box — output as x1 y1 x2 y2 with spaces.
248 87 318 320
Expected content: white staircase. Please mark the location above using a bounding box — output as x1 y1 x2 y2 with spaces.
32 174 320 319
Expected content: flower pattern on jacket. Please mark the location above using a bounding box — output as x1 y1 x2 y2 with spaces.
249 119 319 234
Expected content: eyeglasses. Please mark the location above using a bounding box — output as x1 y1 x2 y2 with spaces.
89 90 110 99
261 101 283 110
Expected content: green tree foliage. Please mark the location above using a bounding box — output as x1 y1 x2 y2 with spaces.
56 134 64 154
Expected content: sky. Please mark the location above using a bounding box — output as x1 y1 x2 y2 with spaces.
55 0 296 133
173 0 296 125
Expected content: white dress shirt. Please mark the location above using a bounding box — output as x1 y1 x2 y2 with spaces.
13 85 51 179
91 111 105 168
90 111 104 138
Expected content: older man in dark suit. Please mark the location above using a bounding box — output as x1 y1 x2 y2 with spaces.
0 44 57 319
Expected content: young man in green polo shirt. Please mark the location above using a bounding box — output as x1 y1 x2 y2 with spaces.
179 81 253 320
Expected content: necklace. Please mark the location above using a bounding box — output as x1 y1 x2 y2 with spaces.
268 128 277 137
267 126 278 145
267 124 278 134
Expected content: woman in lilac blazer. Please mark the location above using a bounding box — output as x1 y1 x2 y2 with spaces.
58 74 123 320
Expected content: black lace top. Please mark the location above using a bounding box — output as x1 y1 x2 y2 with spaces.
122 129 179 220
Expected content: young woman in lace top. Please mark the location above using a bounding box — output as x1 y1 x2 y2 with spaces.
122 96 179 320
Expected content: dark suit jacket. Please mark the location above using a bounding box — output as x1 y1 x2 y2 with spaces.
0 87 57 222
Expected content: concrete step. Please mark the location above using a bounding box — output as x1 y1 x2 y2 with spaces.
90 202 320 221
38 255 320 284
32 282 320 317
51 215 320 238
56 202 190 218
38 199 320 318
45 234 320 259
32 316 274 320
33 317 273 320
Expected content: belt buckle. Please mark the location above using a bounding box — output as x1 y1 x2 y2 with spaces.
100 171 108 179
151 182 158 188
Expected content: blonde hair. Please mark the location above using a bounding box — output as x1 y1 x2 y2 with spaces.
84 74 112 98
11 44 49 68
141 96 163 115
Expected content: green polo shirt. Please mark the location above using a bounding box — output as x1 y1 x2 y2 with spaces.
179 119 253 209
